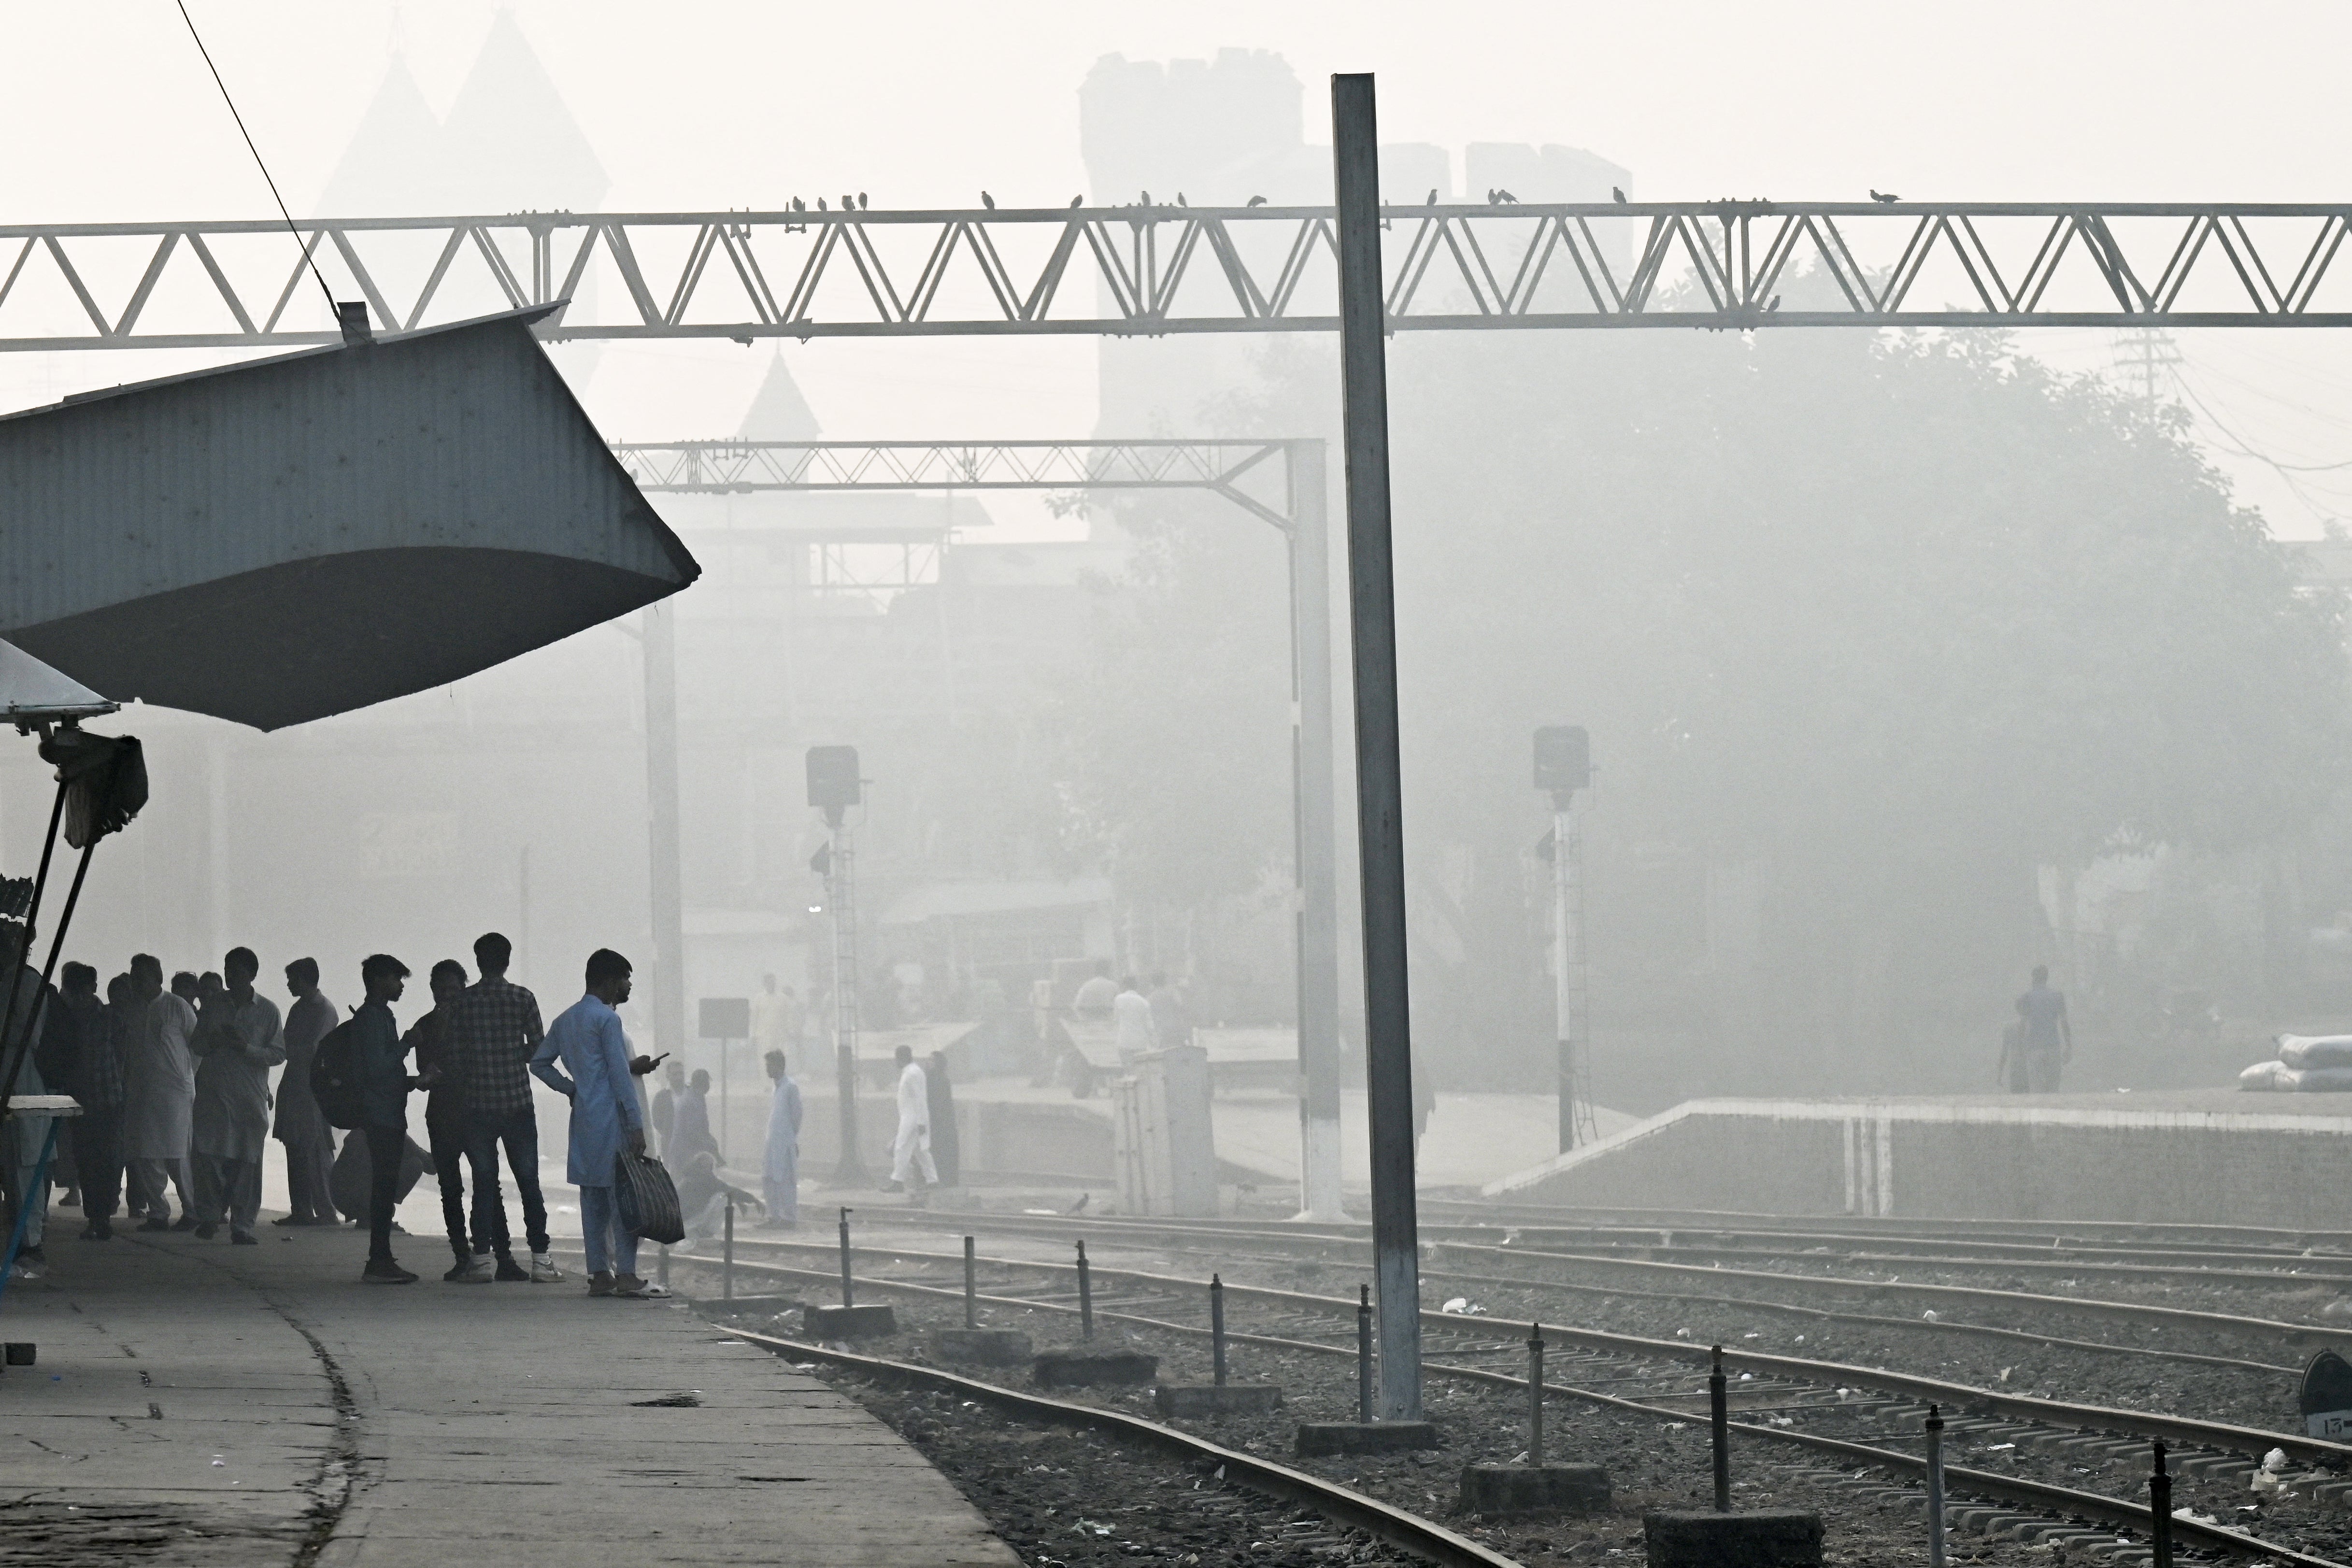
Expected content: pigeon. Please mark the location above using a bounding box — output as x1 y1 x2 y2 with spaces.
1246 195 1267 207
1485 188 1496 203
982 191 996 210
792 196 805 212
1140 190 1153 207
1066 1192 1089 1215
1070 195 1084 208
843 194 857 212
857 192 868 210
1611 186 1628 204
816 198 826 210
1427 187 1439 205
1767 296 1782 312
1493 187 1519 205
1870 189 1900 203
1175 192 1186 206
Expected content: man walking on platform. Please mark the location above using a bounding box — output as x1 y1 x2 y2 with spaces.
188 947 284 1244
353 954 421 1284
122 954 197 1231
2013 965 2073 1093
531 948 652 1298
447 932 558 1283
886 1042 937 1201
274 958 342 1227
760 1049 800 1229
408 959 487 1282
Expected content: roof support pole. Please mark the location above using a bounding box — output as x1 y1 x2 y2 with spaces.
1331 71 1422 1422
643 599 688 1069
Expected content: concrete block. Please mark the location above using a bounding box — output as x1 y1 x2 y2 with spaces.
1153 1383 1284 1418
1457 1462 1610 1516
803 1303 897 1338
1294 1420 1441 1456
3 1343 32 1366
933 1327 1033 1365
1644 1509 1823 1568
1032 1349 1157 1388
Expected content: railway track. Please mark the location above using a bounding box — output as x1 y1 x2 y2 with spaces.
672 1240 2352 1567
838 1207 2351 1362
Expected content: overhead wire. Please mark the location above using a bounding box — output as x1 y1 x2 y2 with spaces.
172 0 336 315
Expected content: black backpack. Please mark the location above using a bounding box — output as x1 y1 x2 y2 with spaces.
308 1018 364 1131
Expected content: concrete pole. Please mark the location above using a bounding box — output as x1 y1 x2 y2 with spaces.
643 600 687 1068
1330 71 1423 1423
1290 441 1346 1222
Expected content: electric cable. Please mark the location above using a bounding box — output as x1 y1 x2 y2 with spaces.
172 0 336 315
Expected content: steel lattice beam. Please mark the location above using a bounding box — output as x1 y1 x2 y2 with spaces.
8 203 2352 351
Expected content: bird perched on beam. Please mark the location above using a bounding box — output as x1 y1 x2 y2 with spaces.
857 193 868 210
842 194 856 212
1612 186 1628 204
1491 188 1519 205
1869 189 1900 203
1767 296 1782 312
1177 193 1187 206
1427 188 1439 205
981 191 996 209
1246 195 1266 206
1070 195 1085 208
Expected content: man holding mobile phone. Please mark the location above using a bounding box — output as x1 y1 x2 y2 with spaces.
530 949 660 1297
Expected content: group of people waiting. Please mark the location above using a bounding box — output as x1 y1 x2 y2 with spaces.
2 933 811 1302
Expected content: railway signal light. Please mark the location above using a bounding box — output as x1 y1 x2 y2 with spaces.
807 744 861 825
1534 725 1589 799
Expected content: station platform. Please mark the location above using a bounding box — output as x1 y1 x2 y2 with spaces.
0 1221 1019 1566
1482 1090 2352 1229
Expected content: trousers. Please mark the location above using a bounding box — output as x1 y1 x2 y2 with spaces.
128 1156 192 1219
461 1105 550 1257
192 1153 262 1236
283 1135 340 1224
363 1123 406 1262
73 1107 124 1220
578 1183 638 1277
891 1123 937 1187
426 1109 472 1255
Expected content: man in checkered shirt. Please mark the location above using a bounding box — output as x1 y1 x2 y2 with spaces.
447 932 560 1283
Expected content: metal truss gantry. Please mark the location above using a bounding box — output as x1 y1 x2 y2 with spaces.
9 202 2352 351
620 438 1348 1222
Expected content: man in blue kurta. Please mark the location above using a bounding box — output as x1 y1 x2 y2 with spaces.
531 948 656 1298
759 1049 801 1229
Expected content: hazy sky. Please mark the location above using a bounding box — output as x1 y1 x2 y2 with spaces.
9 1 2352 532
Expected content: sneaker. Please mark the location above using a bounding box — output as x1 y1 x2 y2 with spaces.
494 1254 529 1283
193 1223 218 1240
171 1214 199 1231
93 1218 113 1241
610 1273 649 1298
230 1232 258 1246
456 1253 495 1283
362 1258 418 1285
79 1222 103 1241
531 1254 565 1284
139 1217 171 1233
19 1244 46 1266
587 1270 615 1297
271 1214 305 1227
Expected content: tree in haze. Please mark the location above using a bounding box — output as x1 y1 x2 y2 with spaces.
1068 307 2352 1098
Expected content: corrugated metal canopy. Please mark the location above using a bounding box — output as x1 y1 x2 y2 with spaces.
0 305 697 731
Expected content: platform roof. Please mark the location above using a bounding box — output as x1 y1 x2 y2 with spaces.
0 305 697 731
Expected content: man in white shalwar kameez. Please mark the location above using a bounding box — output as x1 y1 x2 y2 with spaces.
887 1043 936 1198
760 1049 801 1228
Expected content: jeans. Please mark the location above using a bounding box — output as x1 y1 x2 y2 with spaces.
578 1183 638 1277
426 1110 471 1256
461 1105 550 1257
284 1135 339 1224
191 1153 261 1236
363 1123 406 1262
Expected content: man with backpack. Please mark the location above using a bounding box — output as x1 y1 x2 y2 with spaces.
347 954 422 1284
